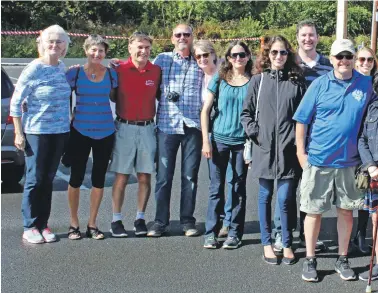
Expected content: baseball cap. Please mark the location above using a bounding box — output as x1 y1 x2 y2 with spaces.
330 39 355 56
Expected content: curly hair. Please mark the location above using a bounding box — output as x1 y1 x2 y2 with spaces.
254 35 303 81
218 41 253 82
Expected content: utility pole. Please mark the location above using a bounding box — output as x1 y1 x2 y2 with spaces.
336 0 348 40
371 0 378 52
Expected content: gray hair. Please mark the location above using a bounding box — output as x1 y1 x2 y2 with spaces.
192 40 218 65
83 34 109 53
37 25 70 57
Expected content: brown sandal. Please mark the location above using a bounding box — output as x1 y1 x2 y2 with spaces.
68 226 82 240
86 226 105 240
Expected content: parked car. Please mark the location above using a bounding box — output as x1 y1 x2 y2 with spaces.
1 67 25 184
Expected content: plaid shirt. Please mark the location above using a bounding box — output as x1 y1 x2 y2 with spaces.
154 52 203 134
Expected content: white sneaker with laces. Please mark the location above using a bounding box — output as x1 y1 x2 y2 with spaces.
41 227 57 243
23 228 44 244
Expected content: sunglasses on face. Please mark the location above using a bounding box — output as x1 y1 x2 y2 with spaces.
270 50 289 57
174 33 191 38
195 53 210 60
358 57 374 63
334 54 354 60
230 52 247 59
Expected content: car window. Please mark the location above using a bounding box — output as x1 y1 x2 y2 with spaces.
1 69 15 99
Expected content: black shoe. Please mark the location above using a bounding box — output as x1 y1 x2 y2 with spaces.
335 256 356 281
110 220 128 237
262 254 278 265
182 223 200 237
353 231 371 255
302 257 318 282
147 222 169 237
359 264 378 281
133 219 147 236
282 256 297 265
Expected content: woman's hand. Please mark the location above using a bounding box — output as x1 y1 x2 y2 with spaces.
202 141 212 159
109 58 120 68
368 166 378 180
68 64 80 70
14 133 25 151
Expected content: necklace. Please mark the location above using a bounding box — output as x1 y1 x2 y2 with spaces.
84 65 98 80
91 73 96 80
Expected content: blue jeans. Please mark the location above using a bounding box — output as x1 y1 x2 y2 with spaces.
273 179 298 235
258 178 296 247
207 157 233 227
205 141 247 239
154 127 202 227
22 133 69 230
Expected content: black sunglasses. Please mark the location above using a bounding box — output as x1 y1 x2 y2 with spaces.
335 54 354 60
174 33 191 38
195 53 210 60
270 50 289 57
358 57 374 63
230 52 247 59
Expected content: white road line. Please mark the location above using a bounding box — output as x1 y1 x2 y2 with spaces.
56 170 89 190
9 76 18 81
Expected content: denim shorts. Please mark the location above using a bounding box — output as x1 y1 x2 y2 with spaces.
300 163 364 214
109 120 156 175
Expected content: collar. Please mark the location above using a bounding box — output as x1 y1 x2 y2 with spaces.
173 50 192 61
123 57 153 71
266 68 287 80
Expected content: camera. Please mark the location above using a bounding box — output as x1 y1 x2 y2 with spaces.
166 91 180 102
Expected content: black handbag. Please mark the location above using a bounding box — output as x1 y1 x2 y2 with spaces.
208 78 221 133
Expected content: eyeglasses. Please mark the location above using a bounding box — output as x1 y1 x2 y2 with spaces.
195 53 210 60
358 57 374 63
174 33 191 38
46 40 65 45
334 54 354 60
270 50 288 57
230 52 247 59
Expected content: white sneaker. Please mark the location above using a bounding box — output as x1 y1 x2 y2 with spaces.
41 227 57 243
23 228 44 244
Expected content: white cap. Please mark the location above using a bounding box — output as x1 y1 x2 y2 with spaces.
330 39 355 56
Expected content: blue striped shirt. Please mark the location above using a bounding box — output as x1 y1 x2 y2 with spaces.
66 67 118 139
300 54 333 87
10 59 71 134
154 52 203 134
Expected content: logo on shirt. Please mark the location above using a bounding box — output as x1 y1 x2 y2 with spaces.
145 80 155 86
352 89 363 102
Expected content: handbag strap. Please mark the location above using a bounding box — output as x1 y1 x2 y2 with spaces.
254 72 264 122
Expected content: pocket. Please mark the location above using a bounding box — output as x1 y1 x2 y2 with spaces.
366 114 378 132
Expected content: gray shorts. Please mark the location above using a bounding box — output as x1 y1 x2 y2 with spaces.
109 120 156 175
300 163 364 214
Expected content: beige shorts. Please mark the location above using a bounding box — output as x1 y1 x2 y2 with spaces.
300 163 364 214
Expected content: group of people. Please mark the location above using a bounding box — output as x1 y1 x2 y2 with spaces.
9 19 378 283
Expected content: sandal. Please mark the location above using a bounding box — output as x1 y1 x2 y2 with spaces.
86 226 105 240
68 226 82 240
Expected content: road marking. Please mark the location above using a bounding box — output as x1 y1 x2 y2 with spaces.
9 76 18 81
56 170 89 190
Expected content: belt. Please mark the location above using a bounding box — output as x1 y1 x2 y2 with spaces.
116 116 153 126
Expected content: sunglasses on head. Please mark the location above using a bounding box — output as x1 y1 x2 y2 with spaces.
195 53 210 60
270 50 288 57
358 57 374 63
334 54 354 60
174 33 191 38
230 52 247 59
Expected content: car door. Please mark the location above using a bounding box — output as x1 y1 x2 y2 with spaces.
1 68 15 139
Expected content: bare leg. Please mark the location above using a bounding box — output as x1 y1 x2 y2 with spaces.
337 208 353 256
112 173 129 214
263 245 276 258
88 187 104 228
136 173 151 213
305 214 322 257
68 185 80 227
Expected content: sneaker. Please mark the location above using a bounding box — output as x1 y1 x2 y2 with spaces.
222 236 241 249
183 223 200 237
359 264 378 281
203 235 219 249
22 228 44 244
302 257 318 282
41 227 57 243
299 234 327 252
147 222 169 237
218 226 229 238
110 220 128 237
273 232 283 253
133 219 147 236
335 256 356 281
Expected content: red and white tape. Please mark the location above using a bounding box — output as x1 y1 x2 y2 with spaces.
1 30 261 42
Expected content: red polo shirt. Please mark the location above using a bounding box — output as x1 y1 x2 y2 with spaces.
116 57 161 121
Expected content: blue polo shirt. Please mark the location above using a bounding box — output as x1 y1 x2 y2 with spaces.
293 70 374 168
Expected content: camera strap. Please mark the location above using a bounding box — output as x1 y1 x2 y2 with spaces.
166 51 192 95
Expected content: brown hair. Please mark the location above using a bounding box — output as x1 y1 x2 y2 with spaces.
129 31 153 45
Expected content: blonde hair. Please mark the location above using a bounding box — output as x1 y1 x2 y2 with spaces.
355 46 378 76
37 25 70 58
192 40 218 65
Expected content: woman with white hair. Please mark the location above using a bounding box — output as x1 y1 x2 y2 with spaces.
10 24 71 244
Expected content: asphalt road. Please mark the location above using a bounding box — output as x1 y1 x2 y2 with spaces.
1 60 375 293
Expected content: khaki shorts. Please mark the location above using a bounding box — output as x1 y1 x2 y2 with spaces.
300 163 364 214
109 121 156 175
